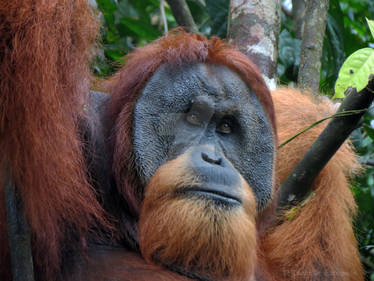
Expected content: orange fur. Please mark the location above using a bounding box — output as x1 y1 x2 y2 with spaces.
0 0 364 278
139 151 257 281
260 88 363 281
0 1 109 280
71 249 191 281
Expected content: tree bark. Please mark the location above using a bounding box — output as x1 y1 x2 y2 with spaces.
292 0 306 39
166 0 198 33
227 0 281 91
297 0 329 92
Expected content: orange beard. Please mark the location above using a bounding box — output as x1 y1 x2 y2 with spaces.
138 154 257 281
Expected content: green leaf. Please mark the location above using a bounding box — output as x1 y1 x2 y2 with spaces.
96 0 118 27
333 48 374 98
364 124 374 140
367 18 374 39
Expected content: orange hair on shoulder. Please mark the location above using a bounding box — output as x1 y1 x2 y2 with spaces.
0 1 109 280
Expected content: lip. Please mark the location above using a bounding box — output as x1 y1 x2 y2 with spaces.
179 186 242 205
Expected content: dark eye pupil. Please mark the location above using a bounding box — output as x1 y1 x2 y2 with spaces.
219 121 231 133
187 113 200 125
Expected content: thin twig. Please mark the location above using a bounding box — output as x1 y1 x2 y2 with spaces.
160 0 168 34
278 109 367 149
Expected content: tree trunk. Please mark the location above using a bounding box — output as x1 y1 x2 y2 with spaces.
227 0 281 90
292 0 306 39
297 0 329 92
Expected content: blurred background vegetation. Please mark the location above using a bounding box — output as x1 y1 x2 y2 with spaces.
93 0 374 279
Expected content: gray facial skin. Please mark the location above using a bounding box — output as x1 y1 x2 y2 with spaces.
133 63 274 210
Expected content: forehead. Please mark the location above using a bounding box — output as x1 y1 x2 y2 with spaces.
138 63 255 107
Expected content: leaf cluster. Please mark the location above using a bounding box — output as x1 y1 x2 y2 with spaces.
94 0 229 76
94 0 173 76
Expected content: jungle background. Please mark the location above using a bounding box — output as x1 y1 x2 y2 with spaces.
92 0 374 279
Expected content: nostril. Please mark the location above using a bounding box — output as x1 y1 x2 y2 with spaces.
201 152 222 166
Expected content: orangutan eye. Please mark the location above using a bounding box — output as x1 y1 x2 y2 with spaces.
186 112 201 126
217 120 232 134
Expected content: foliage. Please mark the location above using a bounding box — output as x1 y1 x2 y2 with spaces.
352 123 374 280
95 0 175 76
334 47 374 98
368 18 374 38
278 0 374 92
334 19 374 98
94 0 374 279
94 0 229 76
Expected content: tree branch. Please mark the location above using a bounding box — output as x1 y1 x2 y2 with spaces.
292 0 306 39
5 178 35 281
166 0 198 33
278 78 374 208
297 0 329 92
